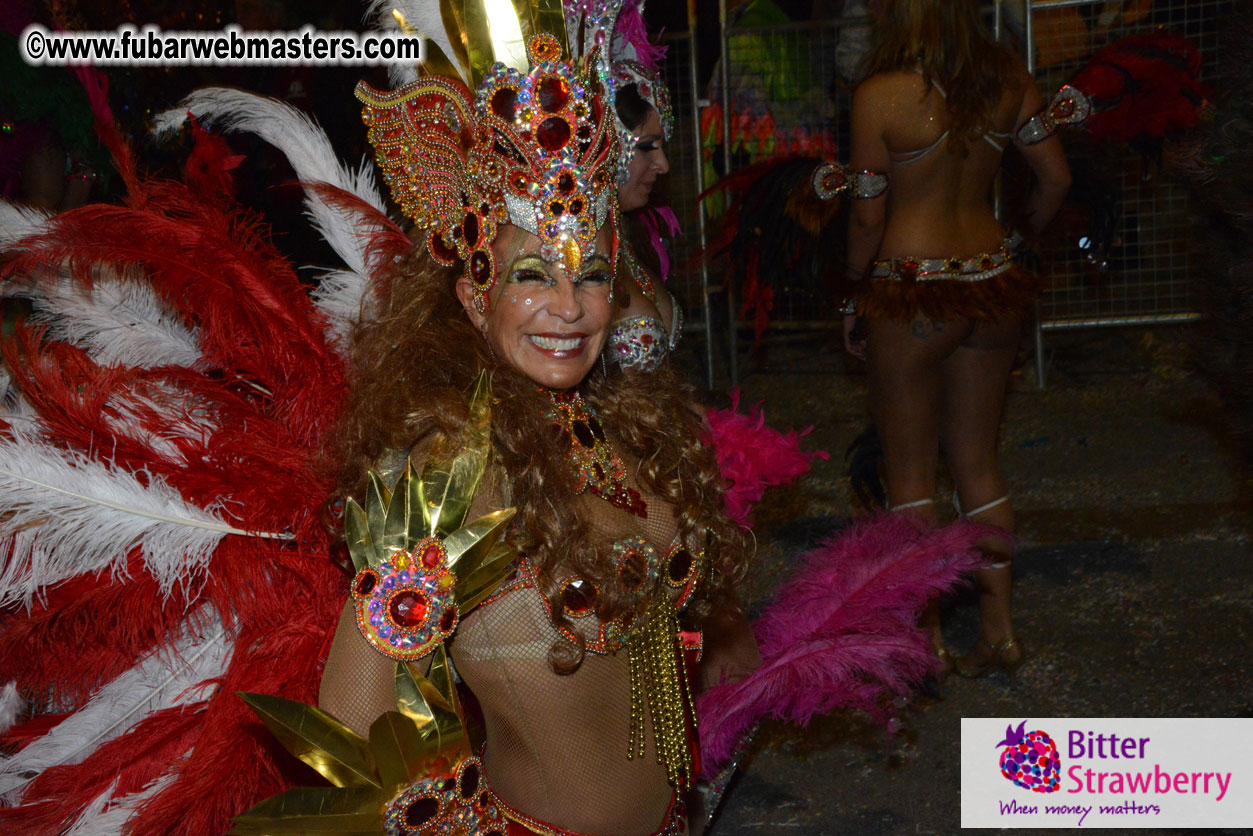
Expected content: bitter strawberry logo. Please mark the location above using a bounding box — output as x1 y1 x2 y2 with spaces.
997 720 1061 793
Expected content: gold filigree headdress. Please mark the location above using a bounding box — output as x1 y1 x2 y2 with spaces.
357 0 621 312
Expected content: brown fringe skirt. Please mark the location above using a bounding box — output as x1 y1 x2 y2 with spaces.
854 236 1042 323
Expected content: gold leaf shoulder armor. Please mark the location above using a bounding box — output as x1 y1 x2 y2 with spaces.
346 372 516 661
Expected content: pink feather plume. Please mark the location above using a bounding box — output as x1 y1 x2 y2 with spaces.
696 514 988 773
706 388 828 527
616 0 667 73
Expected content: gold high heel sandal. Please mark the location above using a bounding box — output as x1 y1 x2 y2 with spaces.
955 637 1025 681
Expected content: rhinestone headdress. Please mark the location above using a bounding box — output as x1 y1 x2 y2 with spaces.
357 1 621 312
563 0 673 186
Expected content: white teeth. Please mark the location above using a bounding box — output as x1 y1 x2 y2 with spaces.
530 335 582 351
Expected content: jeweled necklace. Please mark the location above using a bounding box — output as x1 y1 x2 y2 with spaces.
546 390 648 518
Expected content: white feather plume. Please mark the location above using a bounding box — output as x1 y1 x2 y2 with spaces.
63 774 177 836
0 363 40 436
364 0 462 86
0 429 286 607
0 681 24 736
151 88 391 353
310 266 376 350
0 611 233 800
99 384 216 466
0 200 52 248
18 274 203 370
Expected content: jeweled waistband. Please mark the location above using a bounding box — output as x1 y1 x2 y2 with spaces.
485 777 686 836
869 232 1024 284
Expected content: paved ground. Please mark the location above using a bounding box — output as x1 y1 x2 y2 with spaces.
680 325 1252 835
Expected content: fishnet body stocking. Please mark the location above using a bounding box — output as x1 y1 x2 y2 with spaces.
320 450 695 836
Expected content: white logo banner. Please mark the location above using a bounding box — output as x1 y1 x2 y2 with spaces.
961 718 1253 828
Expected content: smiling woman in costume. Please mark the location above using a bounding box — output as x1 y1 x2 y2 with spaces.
314 6 748 834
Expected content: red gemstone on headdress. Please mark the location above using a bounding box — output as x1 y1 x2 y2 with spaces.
470 250 492 287
355 569 377 596
389 590 429 627
537 76 570 112
569 197 584 214
429 232 458 264
1055 100 1074 118
558 173 575 194
561 579 596 615
577 124 592 140
549 201 565 216
588 418 605 442
491 87 518 120
463 213 480 246
537 117 571 151
422 542 443 568
641 333 653 345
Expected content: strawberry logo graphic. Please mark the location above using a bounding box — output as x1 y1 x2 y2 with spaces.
996 720 1061 792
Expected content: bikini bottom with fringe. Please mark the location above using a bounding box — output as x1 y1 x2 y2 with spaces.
856 232 1042 323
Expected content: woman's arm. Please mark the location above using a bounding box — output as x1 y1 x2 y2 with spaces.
318 601 401 736
1014 73 1073 234
843 76 892 358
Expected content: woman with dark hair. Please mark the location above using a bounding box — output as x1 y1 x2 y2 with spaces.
604 59 682 374
843 0 1071 678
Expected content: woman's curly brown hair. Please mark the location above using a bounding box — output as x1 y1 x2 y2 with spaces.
326 243 751 672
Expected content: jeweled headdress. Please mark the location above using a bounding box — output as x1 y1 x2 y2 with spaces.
357 0 621 312
564 0 673 186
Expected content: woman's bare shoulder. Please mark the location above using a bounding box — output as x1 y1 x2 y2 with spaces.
855 69 927 100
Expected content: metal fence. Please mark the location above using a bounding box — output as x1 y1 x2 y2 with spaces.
658 0 1230 385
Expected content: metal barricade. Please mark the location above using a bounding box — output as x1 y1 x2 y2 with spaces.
1022 0 1227 384
690 0 1226 386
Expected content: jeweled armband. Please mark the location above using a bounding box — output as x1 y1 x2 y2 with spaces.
1016 84 1091 145
812 161 889 200
346 372 517 661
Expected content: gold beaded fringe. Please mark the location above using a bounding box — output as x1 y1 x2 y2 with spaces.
627 597 694 790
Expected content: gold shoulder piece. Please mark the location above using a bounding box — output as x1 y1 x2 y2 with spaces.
347 371 515 661
233 645 495 834
236 692 379 790
418 370 492 538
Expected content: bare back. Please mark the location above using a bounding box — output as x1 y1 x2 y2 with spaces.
849 63 1036 259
